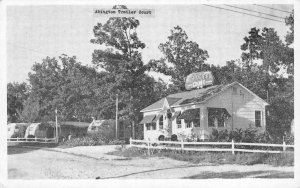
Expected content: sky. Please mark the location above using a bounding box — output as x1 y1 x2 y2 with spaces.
6 4 293 84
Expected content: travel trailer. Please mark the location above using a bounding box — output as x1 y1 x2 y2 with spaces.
87 119 131 141
25 122 60 138
60 121 90 138
7 123 30 138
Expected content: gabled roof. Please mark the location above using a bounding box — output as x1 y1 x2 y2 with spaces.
140 98 165 112
140 97 181 112
170 85 226 106
140 81 268 113
166 97 182 106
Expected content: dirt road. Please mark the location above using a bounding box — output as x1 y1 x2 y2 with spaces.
7 146 294 179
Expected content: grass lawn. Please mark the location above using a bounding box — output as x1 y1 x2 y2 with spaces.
109 146 294 167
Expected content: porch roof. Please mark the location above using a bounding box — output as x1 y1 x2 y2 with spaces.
153 113 163 122
178 108 200 121
139 114 156 124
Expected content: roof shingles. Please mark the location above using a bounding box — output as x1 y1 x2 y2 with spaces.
141 84 230 112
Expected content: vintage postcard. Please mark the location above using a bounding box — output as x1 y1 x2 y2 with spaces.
0 0 298 187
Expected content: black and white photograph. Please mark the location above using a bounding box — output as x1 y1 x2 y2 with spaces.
0 0 298 187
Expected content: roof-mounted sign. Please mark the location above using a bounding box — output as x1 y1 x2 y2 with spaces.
185 71 214 90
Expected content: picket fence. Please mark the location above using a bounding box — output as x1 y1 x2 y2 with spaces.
129 138 294 154
7 137 57 144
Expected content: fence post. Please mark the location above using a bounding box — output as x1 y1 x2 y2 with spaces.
231 139 235 155
181 139 184 151
147 139 150 155
35 137 37 142
283 141 286 152
45 137 47 143
17 137 19 142
129 137 132 147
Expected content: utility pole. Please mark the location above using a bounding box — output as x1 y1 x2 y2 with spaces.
55 108 58 143
116 93 118 140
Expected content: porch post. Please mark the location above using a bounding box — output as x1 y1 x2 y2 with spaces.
200 106 206 140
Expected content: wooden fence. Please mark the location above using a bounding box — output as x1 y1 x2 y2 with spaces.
7 137 57 144
129 138 294 154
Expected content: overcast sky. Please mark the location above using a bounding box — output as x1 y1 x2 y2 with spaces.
6 4 293 83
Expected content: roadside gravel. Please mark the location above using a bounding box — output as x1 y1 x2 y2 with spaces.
8 145 294 179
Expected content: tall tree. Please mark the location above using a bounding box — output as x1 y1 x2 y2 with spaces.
241 27 288 101
54 55 110 122
240 25 294 137
7 82 30 123
285 10 294 45
90 5 162 136
22 55 110 122
27 57 62 122
149 26 209 91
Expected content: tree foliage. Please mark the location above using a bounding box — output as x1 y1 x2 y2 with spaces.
149 26 209 91
7 7 293 140
90 5 165 133
7 82 30 123
285 10 294 45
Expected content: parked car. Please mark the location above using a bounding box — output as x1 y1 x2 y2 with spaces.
7 123 30 138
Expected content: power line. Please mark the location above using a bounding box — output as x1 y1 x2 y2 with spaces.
254 4 292 14
202 4 285 23
224 4 286 19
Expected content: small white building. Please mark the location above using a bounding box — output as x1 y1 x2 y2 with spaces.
140 81 268 141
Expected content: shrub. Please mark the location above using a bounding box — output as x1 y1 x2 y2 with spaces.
59 132 126 148
116 147 294 166
208 128 294 145
230 128 243 142
241 128 257 143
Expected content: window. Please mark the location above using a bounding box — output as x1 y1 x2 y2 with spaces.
152 123 156 130
208 117 215 127
193 119 200 127
233 87 237 95
217 118 225 127
185 120 192 128
146 123 151 130
176 118 182 128
159 116 163 129
255 111 261 127
208 108 229 128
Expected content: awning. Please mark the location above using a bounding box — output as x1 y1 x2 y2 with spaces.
139 115 156 124
153 114 163 122
207 108 231 118
170 111 181 121
178 108 200 121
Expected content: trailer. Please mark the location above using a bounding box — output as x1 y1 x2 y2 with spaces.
87 119 131 141
7 123 30 138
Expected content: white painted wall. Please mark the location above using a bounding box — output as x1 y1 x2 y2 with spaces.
205 84 266 133
142 83 267 140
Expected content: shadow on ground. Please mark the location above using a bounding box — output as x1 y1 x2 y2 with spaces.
7 146 41 155
7 143 58 155
183 170 294 179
